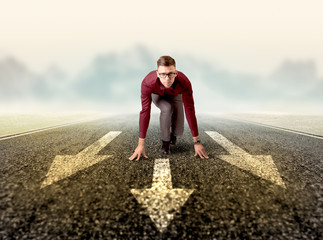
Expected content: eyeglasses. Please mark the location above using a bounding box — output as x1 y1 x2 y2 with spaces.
158 72 177 78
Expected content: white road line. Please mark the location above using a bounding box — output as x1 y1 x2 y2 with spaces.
41 131 122 188
205 131 286 188
231 118 323 140
0 117 104 141
131 158 194 233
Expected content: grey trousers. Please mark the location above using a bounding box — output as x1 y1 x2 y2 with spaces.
152 93 184 141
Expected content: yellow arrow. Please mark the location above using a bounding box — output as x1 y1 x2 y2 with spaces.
205 131 286 188
131 158 194 233
41 131 122 188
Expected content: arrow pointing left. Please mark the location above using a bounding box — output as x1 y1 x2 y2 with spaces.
41 131 122 188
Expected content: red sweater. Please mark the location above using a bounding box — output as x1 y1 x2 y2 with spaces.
139 70 199 139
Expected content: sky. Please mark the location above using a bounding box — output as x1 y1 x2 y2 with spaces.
1 0 323 77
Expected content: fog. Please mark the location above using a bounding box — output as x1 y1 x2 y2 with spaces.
1 0 322 115
1 44 322 115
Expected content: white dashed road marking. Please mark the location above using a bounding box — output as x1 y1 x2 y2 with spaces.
205 131 286 188
131 158 194 233
41 131 122 188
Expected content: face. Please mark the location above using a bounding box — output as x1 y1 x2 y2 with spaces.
156 65 177 88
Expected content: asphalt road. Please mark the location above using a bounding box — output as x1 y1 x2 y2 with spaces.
0 114 322 239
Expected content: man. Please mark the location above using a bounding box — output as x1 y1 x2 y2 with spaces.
129 56 208 160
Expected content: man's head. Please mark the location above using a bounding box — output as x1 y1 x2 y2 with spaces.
156 56 178 88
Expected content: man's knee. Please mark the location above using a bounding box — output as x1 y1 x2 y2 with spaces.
160 103 174 115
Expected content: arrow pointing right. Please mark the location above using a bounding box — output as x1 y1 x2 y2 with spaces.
205 131 286 188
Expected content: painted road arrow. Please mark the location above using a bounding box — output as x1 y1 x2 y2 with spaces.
205 131 286 188
41 131 122 188
131 158 194 233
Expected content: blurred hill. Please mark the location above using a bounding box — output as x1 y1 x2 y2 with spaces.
0 44 322 114
0 58 69 101
0 57 36 99
73 45 155 107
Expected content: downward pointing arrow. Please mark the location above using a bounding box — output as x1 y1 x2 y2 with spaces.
41 131 121 188
205 131 286 188
131 159 194 233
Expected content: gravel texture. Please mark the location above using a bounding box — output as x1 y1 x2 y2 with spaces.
0 114 322 239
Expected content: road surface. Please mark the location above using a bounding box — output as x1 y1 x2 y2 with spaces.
1 114 322 239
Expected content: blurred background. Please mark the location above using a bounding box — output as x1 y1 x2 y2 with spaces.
1 0 322 115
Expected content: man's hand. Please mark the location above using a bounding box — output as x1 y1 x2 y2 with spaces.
194 144 209 159
129 138 148 161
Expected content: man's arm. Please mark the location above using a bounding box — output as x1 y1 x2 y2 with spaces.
181 78 209 159
182 92 199 137
139 92 152 139
129 81 152 161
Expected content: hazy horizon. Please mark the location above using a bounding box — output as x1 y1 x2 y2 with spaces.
1 44 322 115
1 0 322 114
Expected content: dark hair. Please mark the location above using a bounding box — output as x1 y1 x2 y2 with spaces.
157 56 176 68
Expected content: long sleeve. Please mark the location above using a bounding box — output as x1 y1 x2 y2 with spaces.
139 81 152 139
138 70 199 138
182 81 199 137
